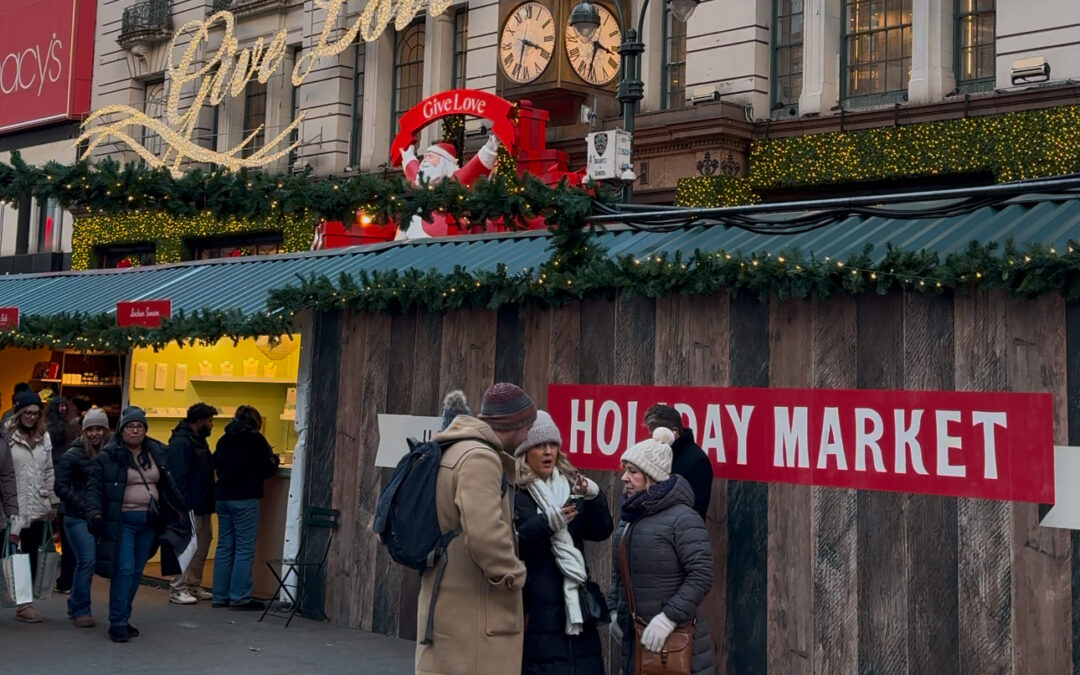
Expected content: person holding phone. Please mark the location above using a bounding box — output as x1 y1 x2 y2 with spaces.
512 411 614 675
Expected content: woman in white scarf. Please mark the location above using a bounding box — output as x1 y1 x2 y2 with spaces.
513 411 614 675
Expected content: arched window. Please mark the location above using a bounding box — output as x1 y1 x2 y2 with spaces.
393 21 426 131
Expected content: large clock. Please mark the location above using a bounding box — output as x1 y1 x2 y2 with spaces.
499 1 557 84
565 4 622 86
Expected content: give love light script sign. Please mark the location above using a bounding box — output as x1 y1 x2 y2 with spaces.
77 0 453 172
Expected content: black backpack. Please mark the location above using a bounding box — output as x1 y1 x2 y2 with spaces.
373 436 479 644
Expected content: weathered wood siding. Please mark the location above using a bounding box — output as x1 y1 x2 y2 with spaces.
307 289 1076 673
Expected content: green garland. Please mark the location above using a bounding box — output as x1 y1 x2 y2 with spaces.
676 104 1080 207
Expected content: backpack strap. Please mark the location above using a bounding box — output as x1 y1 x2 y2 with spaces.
421 527 461 645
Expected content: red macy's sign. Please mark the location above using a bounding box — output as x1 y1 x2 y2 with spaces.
0 0 97 133
547 384 1055 503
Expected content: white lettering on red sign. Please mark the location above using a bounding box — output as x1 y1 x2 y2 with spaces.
420 92 489 120
548 384 1053 502
0 34 63 97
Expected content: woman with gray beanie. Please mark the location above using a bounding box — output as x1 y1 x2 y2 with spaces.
512 411 613 675
55 408 111 627
608 427 714 675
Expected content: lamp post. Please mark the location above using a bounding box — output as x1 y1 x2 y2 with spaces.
570 0 699 203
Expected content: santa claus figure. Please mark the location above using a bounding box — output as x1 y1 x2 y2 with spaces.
396 135 501 239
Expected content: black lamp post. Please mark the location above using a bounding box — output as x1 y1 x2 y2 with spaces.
570 0 699 203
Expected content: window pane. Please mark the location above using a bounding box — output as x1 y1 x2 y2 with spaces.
792 0 803 13
886 58 902 90
977 45 994 77
978 13 994 43
791 13 803 42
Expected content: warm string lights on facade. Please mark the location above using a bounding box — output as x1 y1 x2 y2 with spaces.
677 105 1080 207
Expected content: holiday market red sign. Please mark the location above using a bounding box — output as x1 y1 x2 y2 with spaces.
0 0 97 134
547 384 1055 503
0 307 19 330
389 89 518 168
116 300 171 328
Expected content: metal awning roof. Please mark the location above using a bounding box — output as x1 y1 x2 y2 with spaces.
3 191 1080 318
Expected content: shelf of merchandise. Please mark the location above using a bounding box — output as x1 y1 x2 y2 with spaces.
189 376 296 385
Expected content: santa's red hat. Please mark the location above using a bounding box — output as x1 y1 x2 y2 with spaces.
425 142 458 165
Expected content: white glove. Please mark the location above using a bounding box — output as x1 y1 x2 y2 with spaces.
477 134 500 169
400 144 417 166
640 612 677 653
582 477 600 499
610 610 622 640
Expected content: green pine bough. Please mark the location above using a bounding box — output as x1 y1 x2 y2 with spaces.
677 105 1080 207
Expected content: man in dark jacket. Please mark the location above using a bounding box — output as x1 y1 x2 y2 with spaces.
167 402 218 605
644 404 713 519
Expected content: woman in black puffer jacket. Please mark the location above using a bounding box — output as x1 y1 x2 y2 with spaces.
608 428 714 675
512 411 614 675
55 408 111 627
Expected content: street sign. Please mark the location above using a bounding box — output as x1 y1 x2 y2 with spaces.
586 129 632 180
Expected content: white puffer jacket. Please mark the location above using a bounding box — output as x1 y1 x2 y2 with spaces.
7 426 55 532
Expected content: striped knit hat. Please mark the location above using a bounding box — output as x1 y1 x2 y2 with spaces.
478 383 537 431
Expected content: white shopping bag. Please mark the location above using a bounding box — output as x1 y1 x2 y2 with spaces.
176 512 198 572
10 552 32 605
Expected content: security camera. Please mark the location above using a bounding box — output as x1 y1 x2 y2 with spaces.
1011 56 1051 85
687 84 722 106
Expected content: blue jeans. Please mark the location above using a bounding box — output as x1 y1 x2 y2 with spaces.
108 510 157 629
63 516 96 618
213 499 260 605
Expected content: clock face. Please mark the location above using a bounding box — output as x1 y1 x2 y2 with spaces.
566 4 622 85
499 2 557 84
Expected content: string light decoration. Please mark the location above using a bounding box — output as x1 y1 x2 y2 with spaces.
72 211 317 270
677 105 1080 207
79 0 457 172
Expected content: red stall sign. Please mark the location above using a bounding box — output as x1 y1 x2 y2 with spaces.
117 300 172 328
0 307 19 330
547 384 1055 503
0 0 97 133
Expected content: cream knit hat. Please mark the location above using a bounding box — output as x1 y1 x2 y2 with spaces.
514 410 562 457
620 427 675 482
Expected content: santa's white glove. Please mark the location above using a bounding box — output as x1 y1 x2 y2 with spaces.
640 612 677 652
400 144 417 166
609 611 623 640
478 134 500 169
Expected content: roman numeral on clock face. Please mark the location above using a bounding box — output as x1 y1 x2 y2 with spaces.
544 34 554 42
540 48 551 60
504 53 514 66
569 47 580 58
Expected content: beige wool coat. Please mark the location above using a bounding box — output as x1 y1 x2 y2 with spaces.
415 416 528 675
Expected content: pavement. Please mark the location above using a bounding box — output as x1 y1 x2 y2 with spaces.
0 582 415 674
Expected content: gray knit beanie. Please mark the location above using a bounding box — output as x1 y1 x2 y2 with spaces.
514 410 562 457
620 427 675 482
118 406 148 431
441 390 471 430
82 408 109 431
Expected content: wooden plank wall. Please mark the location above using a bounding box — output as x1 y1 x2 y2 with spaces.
311 289 1077 673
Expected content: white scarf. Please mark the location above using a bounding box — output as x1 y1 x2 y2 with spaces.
526 467 588 635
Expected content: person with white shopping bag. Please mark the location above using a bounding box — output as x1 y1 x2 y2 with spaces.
5 391 58 623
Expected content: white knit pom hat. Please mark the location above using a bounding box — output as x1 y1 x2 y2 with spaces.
620 427 675 482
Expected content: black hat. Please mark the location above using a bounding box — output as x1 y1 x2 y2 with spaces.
11 391 42 415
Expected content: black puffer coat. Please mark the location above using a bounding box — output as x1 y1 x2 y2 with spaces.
85 436 191 579
608 476 714 675
213 420 278 501
55 438 97 518
513 484 614 675
167 421 215 514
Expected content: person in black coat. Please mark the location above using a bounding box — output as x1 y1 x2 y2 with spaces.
46 395 81 594
644 404 713 519
86 406 191 642
211 406 279 610
512 411 614 675
166 402 218 604
55 408 111 627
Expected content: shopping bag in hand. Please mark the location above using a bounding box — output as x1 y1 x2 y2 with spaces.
33 522 60 600
1 529 33 607
176 511 198 572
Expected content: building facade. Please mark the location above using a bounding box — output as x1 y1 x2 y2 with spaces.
72 0 1080 264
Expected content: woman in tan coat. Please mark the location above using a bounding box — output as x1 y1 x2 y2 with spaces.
415 384 535 675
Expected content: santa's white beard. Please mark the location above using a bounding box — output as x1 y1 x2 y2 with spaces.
417 159 457 183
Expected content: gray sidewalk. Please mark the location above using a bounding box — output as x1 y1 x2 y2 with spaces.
0 583 415 674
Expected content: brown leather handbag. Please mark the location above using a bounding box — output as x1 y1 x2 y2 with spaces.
619 528 695 675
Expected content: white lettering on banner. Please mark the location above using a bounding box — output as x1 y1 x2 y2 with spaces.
855 407 886 472
565 397 1013 481
570 398 593 454
774 406 810 468
420 92 489 119
728 405 753 465
894 409 928 474
972 411 1007 480
935 410 965 477
0 34 63 97
597 400 621 455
